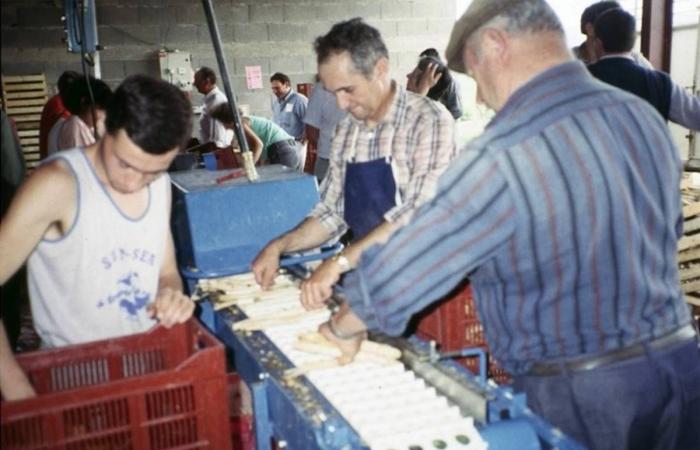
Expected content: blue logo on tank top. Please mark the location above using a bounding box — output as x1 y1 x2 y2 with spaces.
97 271 151 317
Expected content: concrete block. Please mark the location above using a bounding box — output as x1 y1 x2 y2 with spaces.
98 6 140 26
16 6 62 27
284 4 315 23
306 22 335 42
1 28 23 50
99 26 126 47
124 58 160 78
34 28 66 48
269 56 304 75
190 56 218 72
230 4 249 23
427 18 455 36
197 23 234 43
4 27 65 49
412 1 452 19
100 60 126 80
303 54 318 74
116 25 161 47
233 56 270 77
268 23 307 43
232 23 268 43
2 6 18 26
166 25 198 46
352 2 382 20
250 4 284 24
98 45 156 64
139 6 177 25
380 0 412 20
1 62 50 77
176 5 206 24
315 3 358 22
397 19 428 36
367 19 397 39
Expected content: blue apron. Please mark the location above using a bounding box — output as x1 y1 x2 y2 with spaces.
343 126 399 241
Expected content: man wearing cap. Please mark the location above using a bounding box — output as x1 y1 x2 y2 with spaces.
319 1 700 449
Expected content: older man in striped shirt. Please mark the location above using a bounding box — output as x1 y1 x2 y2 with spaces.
322 1 700 449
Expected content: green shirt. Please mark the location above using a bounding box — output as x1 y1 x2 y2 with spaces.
247 115 293 162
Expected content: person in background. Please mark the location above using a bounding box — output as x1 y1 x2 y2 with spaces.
253 18 456 310
211 103 303 170
319 2 700 450
573 0 652 68
270 72 308 142
589 7 700 130
406 48 463 119
1 111 27 351
46 76 113 156
0 75 195 401
193 66 234 150
304 81 348 181
39 71 80 160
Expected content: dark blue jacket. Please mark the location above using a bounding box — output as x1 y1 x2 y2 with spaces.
589 56 672 120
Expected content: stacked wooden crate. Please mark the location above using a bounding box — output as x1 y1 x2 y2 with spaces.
679 173 700 325
1 74 48 171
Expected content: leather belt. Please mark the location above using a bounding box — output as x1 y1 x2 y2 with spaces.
527 323 697 376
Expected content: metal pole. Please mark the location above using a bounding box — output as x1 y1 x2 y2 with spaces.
201 0 249 155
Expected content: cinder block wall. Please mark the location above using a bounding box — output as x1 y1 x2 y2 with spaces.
1 0 456 117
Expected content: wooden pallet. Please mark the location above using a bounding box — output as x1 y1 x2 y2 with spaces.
679 173 700 326
1 74 48 170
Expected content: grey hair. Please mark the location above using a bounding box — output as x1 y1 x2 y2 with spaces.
314 18 389 78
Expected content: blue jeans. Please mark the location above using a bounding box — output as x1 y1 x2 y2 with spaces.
514 338 700 450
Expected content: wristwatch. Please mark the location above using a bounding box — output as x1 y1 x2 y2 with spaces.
332 252 351 272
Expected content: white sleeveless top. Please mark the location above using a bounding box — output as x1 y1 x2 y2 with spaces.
28 148 170 347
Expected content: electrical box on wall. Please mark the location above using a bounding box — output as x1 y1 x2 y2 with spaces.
159 50 193 91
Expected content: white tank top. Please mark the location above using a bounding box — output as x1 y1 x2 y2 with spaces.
28 148 170 347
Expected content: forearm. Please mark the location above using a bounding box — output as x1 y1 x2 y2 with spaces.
0 322 34 400
158 271 183 293
274 217 334 253
342 221 398 268
242 124 263 163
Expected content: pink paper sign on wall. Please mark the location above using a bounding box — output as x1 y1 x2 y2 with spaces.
245 65 263 90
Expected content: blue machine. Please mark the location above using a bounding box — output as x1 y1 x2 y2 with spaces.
210 306 586 450
171 165 339 289
170 165 585 450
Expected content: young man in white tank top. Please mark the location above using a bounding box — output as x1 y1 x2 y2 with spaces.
0 75 195 401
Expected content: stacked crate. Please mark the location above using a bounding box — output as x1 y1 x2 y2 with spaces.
679 173 700 326
1 74 47 171
415 281 511 384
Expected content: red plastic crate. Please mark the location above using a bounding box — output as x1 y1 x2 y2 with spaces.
415 282 511 384
1 320 231 450
415 281 478 351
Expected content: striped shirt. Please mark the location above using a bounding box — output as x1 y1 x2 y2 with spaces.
310 83 456 239
342 61 691 375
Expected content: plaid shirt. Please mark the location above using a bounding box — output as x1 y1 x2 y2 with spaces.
309 83 456 239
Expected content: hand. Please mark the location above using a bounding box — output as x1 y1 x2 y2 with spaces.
1 367 36 402
415 62 443 96
251 241 283 289
318 306 366 365
300 258 343 310
148 287 194 328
